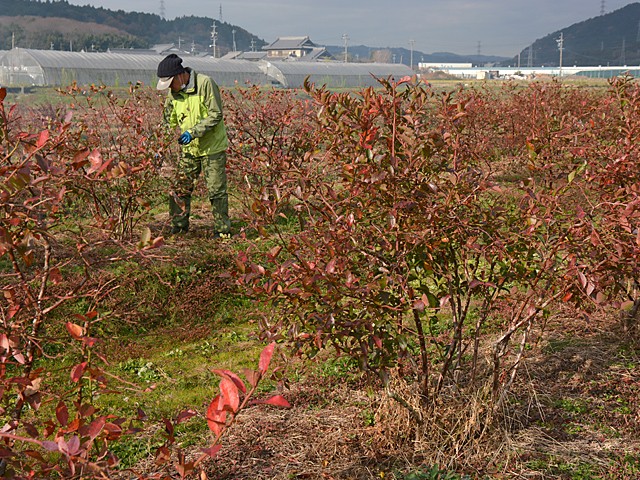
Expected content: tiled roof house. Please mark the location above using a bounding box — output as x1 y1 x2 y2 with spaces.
262 36 331 61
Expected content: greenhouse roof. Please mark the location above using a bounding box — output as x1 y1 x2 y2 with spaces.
270 61 414 77
3 49 263 74
0 48 416 89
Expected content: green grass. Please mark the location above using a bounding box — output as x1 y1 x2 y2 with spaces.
396 465 474 480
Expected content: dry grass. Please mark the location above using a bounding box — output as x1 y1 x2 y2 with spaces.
190 310 638 479
109 304 640 479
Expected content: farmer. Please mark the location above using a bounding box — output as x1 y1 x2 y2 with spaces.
156 53 231 238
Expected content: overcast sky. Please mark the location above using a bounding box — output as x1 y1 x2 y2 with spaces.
66 1 638 57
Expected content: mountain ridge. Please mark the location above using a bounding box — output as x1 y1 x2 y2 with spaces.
508 3 640 67
2 0 638 67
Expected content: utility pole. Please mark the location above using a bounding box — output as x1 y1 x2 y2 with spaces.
342 33 349 63
210 21 217 58
621 37 626 65
600 0 606 15
556 32 564 77
159 0 165 19
232 29 237 52
219 4 223 22
409 39 415 70
527 45 533 67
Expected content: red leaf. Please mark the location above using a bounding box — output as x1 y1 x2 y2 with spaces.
243 368 260 388
253 395 291 408
79 404 96 417
0 447 13 458
200 445 222 458
175 462 194 479
206 395 226 436
82 337 98 347
24 450 44 461
48 267 63 285
56 401 69 427
66 435 81 455
175 409 197 424
13 352 25 364
211 369 246 394
71 149 90 170
259 342 275 374
103 422 123 439
86 150 103 174
65 322 85 340
36 130 50 149
219 378 239 413
8 304 20 320
268 245 282 259
41 441 59 452
155 445 171 465
578 271 587 289
325 258 337 274
0 87 6 102
70 362 88 382
80 417 105 441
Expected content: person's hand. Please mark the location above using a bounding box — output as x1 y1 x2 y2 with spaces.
178 131 193 145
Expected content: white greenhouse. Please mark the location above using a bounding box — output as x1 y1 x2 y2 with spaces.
0 48 415 90
0 48 269 88
260 60 414 88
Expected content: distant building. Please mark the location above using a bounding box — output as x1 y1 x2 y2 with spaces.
418 62 474 71
107 48 159 56
221 51 268 61
262 36 331 61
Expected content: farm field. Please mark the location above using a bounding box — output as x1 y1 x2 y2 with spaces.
1 76 640 479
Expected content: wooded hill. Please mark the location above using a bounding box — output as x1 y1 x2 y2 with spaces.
0 0 265 54
509 2 640 67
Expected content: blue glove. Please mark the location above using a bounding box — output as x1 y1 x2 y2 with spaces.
178 131 193 145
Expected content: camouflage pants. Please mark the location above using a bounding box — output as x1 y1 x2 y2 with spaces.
169 151 230 234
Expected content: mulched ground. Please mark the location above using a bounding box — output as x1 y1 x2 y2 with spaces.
202 312 639 479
